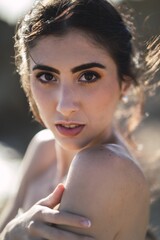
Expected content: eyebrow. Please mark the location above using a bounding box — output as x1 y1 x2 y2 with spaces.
71 63 106 73
32 62 106 74
32 65 60 74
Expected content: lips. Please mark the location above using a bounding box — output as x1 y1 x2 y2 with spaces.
55 123 85 137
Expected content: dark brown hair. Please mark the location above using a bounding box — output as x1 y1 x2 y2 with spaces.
14 0 159 131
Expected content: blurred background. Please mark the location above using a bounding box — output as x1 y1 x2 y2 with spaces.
0 0 159 238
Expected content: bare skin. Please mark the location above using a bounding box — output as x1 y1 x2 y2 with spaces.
0 129 149 240
59 143 149 240
0 130 93 240
0 31 149 239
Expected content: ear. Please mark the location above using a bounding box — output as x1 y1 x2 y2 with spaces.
120 75 132 98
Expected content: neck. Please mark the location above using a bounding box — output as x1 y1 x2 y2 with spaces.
54 128 121 182
55 141 77 182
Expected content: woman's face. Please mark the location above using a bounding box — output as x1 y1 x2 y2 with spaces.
29 30 128 151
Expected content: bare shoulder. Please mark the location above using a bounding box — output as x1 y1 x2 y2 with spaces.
0 130 56 228
16 129 56 199
60 144 150 240
75 144 149 213
28 128 55 151
74 143 148 190
22 129 56 178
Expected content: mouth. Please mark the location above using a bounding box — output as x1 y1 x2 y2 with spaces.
55 123 85 137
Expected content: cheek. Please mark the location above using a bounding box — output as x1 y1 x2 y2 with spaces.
30 83 50 114
93 88 120 124
91 84 120 111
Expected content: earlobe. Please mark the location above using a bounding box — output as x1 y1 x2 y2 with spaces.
121 95 129 104
120 76 132 100
121 75 131 93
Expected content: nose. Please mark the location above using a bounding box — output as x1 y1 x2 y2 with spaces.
56 85 79 117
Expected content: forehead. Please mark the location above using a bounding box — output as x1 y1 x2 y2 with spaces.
29 30 117 69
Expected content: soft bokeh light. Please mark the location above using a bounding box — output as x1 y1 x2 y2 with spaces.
0 144 21 210
0 0 122 24
0 0 35 24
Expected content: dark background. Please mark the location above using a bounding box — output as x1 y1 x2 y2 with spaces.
0 0 159 238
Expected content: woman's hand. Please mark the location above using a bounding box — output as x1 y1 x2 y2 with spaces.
1 184 93 240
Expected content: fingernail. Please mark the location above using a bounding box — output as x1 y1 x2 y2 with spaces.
81 219 91 228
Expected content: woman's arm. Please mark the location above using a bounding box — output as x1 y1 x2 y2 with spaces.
59 145 150 240
0 184 93 240
0 130 94 240
0 129 55 231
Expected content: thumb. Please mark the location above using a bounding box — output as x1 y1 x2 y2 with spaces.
37 183 65 208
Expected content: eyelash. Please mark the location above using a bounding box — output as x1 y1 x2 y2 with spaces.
35 71 101 84
36 72 57 84
79 71 101 84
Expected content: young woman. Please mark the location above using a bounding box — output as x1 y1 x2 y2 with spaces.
0 0 159 239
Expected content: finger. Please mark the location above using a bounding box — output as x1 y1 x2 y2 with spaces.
37 183 65 208
40 208 91 229
29 221 94 240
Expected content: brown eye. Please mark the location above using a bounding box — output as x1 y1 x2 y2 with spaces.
79 71 100 83
36 72 56 83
